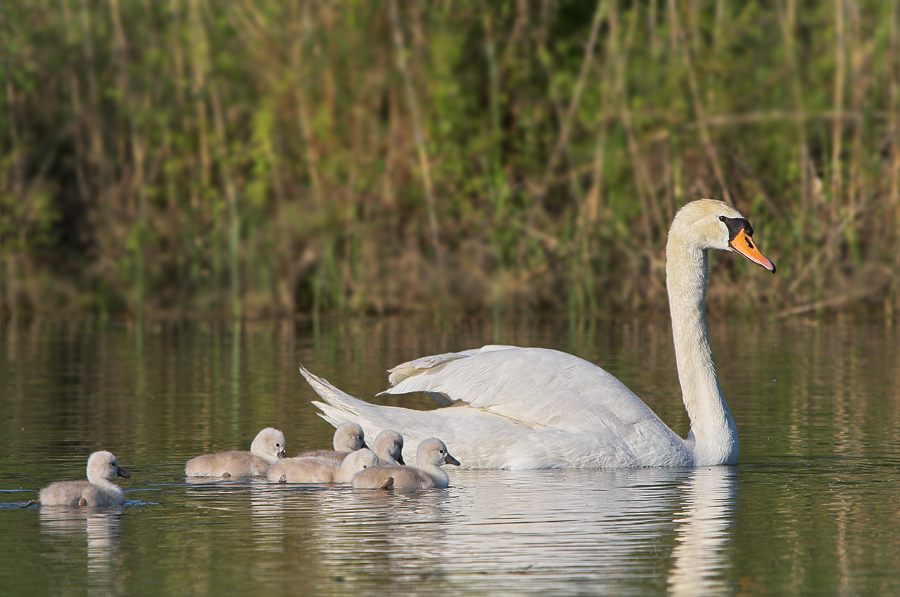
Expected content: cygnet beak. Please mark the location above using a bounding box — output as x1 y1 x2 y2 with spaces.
444 454 460 466
397 454 406 465
276 449 287 459
117 466 131 479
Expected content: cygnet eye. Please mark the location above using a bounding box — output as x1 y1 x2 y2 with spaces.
439 449 445 454
275 443 280 448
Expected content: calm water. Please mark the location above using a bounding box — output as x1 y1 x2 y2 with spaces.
1 316 899 595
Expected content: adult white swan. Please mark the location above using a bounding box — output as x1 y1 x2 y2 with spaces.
301 199 775 469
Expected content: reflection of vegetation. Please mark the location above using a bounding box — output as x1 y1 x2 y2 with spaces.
3 316 900 597
1 1 898 319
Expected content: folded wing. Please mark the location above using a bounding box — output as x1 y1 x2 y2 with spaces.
381 346 660 431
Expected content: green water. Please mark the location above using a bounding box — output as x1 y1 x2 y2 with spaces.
1 317 899 595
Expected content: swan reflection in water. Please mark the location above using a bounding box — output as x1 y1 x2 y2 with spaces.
242 465 736 594
250 480 287 555
668 466 736 596
434 467 736 594
39 506 124 596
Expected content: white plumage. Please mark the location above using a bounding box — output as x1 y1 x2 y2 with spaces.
304 200 775 470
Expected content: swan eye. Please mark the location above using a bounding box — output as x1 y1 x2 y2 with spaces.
718 215 753 240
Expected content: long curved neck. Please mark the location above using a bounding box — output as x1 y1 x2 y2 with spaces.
666 237 738 466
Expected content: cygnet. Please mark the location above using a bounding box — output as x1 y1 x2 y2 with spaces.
296 422 366 462
185 427 286 477
372 430 405 466
352 438 459 492
38 451 131 507
268 448 377 484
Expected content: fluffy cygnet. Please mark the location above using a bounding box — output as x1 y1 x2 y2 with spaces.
38 451 131 507
184 427 286 477
268 448 378 484
296 422 366 462
352 438 459 492
372 430 405 466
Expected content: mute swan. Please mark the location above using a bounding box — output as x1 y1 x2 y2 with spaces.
303 199 775 469
185 427 286 477
39 451 131 506
372 430 405 466
295 422 366 462
353 438 459 491
267 448 378 483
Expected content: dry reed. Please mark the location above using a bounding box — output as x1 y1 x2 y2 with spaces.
0 1 898 321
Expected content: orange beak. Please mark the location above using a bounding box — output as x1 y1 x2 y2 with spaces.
730 229 776 273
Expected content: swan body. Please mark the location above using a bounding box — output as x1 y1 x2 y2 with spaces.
39 451 131 507
185 427 286 477
267 448 377 483
353 438 459 491
304 199 775 469
296 422 366 462
372 430 405 466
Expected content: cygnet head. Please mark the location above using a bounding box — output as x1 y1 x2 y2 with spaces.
333 422 366 452
417 438 460 468
250 428 287 463
343 448 378 473
87 451 130 483
373 430 405 465
667 199 775 272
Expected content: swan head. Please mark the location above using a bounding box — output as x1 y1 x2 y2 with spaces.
251 427 287 462
417 438 461 467
343 448 379 473
668 199 775 273
87 451 130 482
373 430 405 465
334 422 367 452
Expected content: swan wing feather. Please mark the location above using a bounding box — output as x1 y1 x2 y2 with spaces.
381 347 659 430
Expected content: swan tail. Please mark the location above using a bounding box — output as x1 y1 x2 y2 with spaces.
301 364 424 438
299 363 371 425
302 364 495 468
301 362 456 427
312 400 361 428
299 364 360 406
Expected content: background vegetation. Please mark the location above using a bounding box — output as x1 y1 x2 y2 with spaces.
1 0 898 321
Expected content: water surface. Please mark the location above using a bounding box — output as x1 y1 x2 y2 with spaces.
1 317 899 595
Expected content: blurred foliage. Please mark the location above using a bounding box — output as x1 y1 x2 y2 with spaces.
0 0 898 320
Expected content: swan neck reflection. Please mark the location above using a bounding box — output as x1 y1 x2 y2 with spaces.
668 466 737 596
